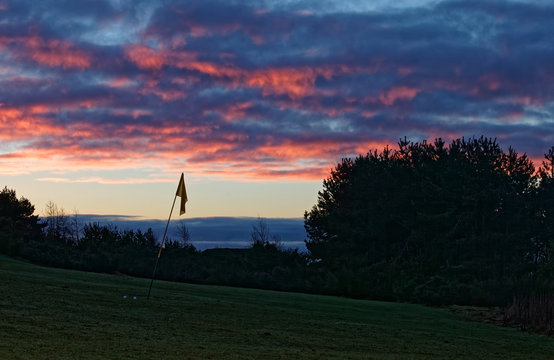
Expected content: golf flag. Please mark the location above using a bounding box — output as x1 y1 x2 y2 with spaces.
176 173 188 215
148 172 189 299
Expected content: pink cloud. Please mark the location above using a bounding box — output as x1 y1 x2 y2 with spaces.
0 106 65 140
138 80 188 101
0 34 91 69
379 86 420 106
28 39 91 69
36 176 174 184
124 45 375 102
209 102 255 122
125 44 168 70
184 61 241 78
246 67 322 98
107 77 136 88
0 101 392 181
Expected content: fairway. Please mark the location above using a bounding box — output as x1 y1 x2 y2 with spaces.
1 256 553 359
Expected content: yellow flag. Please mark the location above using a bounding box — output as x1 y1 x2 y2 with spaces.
176 173 188 215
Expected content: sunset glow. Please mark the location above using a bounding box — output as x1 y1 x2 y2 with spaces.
1 0 553 219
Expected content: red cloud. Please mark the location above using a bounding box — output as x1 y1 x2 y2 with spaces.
208 102 255 122
138 79 188 101
0 34 91 69
107 77 136 88
124 44 377 102
379 86 420 106
184 61 241 78
0 106 65 140
0 96 403 181
125 44 168 70
246 67 322 98
124 43 367 101
27 39 91 69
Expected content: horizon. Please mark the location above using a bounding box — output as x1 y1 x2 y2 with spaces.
42 214 308 251
1 0 553 219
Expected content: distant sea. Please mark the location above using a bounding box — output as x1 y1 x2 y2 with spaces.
69 215 308 252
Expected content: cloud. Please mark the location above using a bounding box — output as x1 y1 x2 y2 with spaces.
0 0 553 181
0 32 92 69
379 86 420 106
36 176 174 184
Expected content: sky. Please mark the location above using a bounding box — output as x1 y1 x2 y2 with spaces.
1 0 553 220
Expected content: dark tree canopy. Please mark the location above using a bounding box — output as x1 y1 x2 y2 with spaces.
0 187 44 255
0 187 42 234
304 137 553 303
0 187 38 223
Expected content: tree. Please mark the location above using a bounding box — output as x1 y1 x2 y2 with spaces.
250 217 271 247
531 147 554 273
540 146 554 179
0 187 40 225
79 223 118 252
174 219 191 247
44 201 70 243
70 209 81 243
0 187 44 254
250 217 282 249
304 137 542 304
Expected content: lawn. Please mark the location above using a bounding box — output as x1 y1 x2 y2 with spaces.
1 255 553 359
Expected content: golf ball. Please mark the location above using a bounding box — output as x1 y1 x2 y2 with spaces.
133 296 137 300
123 295 127 299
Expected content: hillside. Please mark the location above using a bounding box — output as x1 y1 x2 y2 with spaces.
1 255 553 359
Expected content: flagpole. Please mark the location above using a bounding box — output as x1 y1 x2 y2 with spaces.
147 193 178 300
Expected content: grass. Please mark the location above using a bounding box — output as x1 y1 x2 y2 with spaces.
1 255 554 359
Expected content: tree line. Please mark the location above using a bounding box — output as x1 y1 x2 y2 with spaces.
305 137 554 306
3 136 554 319
0 189 317 293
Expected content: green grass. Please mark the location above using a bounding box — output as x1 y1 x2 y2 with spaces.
1 256 553 359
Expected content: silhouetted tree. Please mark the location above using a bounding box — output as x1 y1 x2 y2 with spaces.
532 147 554 276
70 209 81 243
250 217 282 249
250 217 271 247
304 137 543 303
44 201 71 244
0 187 44 254
174 219 191 247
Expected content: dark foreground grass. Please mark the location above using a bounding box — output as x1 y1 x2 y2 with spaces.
1 256 554 360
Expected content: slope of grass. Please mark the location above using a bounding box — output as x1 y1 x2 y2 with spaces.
1 255 553 359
